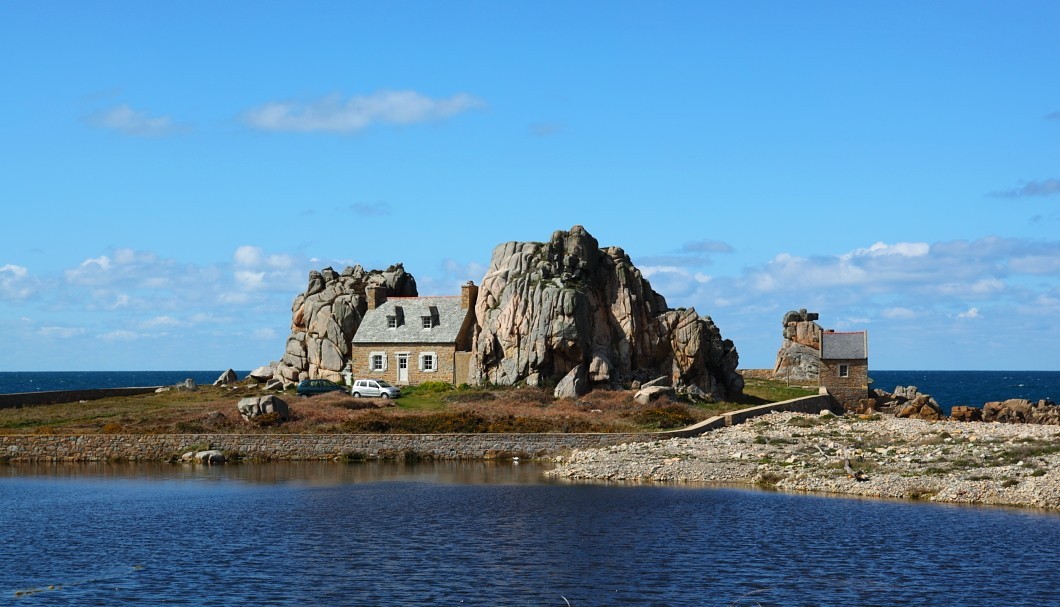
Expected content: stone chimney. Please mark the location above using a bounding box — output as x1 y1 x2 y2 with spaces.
366 284 388 310
461 281 479 310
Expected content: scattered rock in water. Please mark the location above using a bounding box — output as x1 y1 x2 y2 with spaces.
181 450 226 465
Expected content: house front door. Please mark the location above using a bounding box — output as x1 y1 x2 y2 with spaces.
397 354 409 383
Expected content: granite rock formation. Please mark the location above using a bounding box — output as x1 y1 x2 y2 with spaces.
273 264 417 385
471 225 743 400
982 399 1060 424
868 385 945 421
772 309 822 383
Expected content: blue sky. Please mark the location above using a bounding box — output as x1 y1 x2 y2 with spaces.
1 1 1058 371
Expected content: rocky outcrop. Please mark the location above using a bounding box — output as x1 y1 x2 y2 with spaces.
273 264 417 385
950 406 983 422
470 225 743 400
983 399 1060 424
772 309 822 383
871 385 945 421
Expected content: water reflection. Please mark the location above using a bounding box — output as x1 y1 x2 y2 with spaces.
0 459 553 486
3 462 1060 606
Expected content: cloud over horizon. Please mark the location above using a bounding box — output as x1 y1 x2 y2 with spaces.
242 90 485 134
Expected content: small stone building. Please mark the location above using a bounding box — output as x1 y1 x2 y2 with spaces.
349 282 478 386
819 330 869 409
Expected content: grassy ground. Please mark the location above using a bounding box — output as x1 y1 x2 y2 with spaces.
0 378 816 435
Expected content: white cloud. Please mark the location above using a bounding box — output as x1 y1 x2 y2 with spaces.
141 316 181 328
841 241 930 260
86 104 186 137
957 307 981 319
100 330 140 341
0 264 35 299
39 326 86 339
243 90 485 134
882 307 917 319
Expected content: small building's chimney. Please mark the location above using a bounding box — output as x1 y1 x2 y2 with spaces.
461 281 479 310
366 284 388 310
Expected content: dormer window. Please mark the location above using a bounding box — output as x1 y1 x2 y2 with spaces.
387 316 398 329
422 316 434 329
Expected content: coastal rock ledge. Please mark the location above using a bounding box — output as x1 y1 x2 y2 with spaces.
546 412 1060 510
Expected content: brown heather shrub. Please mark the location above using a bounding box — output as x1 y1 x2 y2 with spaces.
631 404 696 429
101 422 125 434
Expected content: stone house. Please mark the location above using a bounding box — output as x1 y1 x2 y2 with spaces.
819 330 869 409
349 282 479 386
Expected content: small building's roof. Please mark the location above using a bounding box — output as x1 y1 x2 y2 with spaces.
820 331 868 360
351 296 468 345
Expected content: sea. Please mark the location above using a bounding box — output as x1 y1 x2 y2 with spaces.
2 462 1059 606
3 372 1060 605
2 369 1057 412
0 370 247 395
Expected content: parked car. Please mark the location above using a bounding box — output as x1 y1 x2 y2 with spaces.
296 378 347 397
351 379 401 399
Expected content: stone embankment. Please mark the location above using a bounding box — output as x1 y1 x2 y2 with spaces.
0 395 835 463
546 411 1060 510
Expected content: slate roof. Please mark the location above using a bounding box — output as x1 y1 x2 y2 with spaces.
820 331 868 360
351 296 469 345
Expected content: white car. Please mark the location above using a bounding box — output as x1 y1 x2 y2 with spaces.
351 379 401 399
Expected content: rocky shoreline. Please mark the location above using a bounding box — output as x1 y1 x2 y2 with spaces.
546 411 1060 510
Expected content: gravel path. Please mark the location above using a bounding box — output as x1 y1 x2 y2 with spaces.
545 411 1060 510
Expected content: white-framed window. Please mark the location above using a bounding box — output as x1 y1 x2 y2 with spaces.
370 351 387 372
387 316 398 329
838 364 849 378
419 351 437 372
422 316 434 329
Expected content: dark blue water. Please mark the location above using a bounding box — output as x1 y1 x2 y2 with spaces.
871 370 1060 411
2 462 1059 606
0 371 248 394
5 370 1056 414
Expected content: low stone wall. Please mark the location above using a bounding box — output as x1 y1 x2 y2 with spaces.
0 394 838 462
0 387 161 410
737 368 775 380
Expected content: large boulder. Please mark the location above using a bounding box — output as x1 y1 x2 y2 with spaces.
554 364 590 399
634 385 676 405
470 225 743 400
247 365 275 381
272 264 417 384
213 369 238 386
237 395 290 422
772 309 822 383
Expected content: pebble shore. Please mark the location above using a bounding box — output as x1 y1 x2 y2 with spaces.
546 411 1060 510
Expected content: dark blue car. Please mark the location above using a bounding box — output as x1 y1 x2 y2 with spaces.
296 379 347 397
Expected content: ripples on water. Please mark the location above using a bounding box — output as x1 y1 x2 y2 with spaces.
3 462 1060 606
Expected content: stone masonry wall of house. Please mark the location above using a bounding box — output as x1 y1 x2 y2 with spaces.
0 395 836 462
820 360 869 409
349 344 458 385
